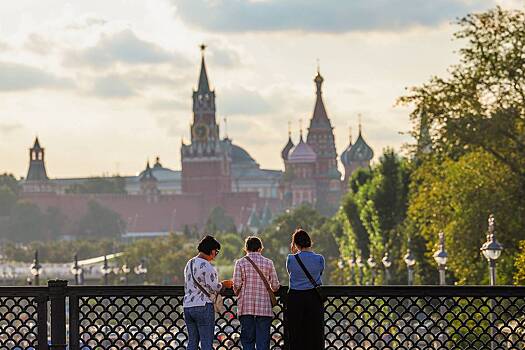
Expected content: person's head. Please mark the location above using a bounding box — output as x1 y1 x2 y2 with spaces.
292 229 312 250
244 236 263 253
197 235 221 260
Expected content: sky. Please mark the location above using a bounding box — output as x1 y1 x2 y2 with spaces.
0 0 522 178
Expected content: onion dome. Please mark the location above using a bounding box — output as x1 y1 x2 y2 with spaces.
347 127 374 162
340 128 353 166
288 134 317 163
281 135 294 161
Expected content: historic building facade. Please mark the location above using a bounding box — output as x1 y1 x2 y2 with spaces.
19 47 374 234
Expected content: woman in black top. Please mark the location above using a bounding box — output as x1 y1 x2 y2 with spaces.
285 229 325 350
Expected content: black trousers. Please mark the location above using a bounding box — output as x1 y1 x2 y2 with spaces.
286 289 324 350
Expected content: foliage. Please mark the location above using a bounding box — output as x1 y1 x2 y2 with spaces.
340 149 411 284
259 205 335 282
65 176 127 194
0 239 117 263
399 7 525 284
77 201 125 238
514 241 525 285
0 173 20 194
122 234 196 284
205 207 237 234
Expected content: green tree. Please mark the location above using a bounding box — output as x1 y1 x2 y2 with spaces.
0 173 20 194
205 207 237 234
77 201 125 238
399 7 525 284
259 205 328 281
514 241 525 285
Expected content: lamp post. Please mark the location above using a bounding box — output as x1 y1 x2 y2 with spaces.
356 256 364 285
337 259 345 285
480 214 503 286
30 250 42 286
134 258 148 285
404 240 416 286
71 254 83 285
101 255 111 286
367 256 377 286
433 232 448 286
382 251 392 285
348 252 356 285
121 263 131 285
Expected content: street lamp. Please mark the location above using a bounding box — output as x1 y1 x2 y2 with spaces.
404 240 416 286
100 255 111 286
382 251 392 285
121 263 131 285
30 250 42 286
367 256 377 286
347 252 356 285
134 258 148 285
71 254 83 285
433 232 448 286
356 255 364 285
480 214 503 286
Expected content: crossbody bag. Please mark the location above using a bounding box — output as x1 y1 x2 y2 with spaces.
245 256 278 307
294 254 327 303
190 259 225 313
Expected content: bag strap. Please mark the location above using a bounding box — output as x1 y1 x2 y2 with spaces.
294 254 319 288
245 256 275 297
190 258 211 298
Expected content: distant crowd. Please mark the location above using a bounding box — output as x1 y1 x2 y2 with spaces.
183 229 325 350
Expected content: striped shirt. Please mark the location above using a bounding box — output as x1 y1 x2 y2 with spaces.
233 252 280 317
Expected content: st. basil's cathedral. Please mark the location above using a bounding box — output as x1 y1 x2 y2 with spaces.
20 47 374 236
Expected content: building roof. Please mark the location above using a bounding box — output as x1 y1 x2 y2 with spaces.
197 46 211 93
288 135 317 163
309 70 331 129
139 161 157 182
32 137 42 150
231 143 257 165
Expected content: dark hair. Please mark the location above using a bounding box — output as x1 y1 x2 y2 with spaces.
245 236 263 252
197 235 221 255
292 229 312 248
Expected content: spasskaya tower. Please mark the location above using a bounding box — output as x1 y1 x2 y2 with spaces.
181 45 232 194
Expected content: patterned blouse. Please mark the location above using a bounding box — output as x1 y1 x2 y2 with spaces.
183 257 222 308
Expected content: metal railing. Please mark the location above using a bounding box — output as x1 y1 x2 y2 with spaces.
1 281 525 349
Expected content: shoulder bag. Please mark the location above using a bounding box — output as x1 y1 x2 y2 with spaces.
245 256 278 307
294 254 327 303
190 259 225 313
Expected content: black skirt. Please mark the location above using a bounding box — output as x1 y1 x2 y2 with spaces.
285 288 324 350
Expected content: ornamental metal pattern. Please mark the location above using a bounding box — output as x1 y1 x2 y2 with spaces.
68 286 285 350
0 287 48 350
1 284 525 349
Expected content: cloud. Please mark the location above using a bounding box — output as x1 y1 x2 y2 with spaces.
90 75 136 98
65 29 188 68
24 33 54 55
0 62 73 91
220 86 274 115
208 47 242 67
0 122 23 134
171 0 493 33
149 98 189 111
65 15 107 31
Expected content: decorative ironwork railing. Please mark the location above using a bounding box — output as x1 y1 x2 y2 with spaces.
1 282 525 349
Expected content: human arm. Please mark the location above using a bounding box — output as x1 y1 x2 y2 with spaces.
232 260 243 296
269 260 280 292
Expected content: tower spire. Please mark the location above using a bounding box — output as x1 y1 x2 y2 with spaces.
358 114 363 135
288 120 292 138
197 44 210 93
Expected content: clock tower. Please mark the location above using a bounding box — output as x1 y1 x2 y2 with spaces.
181 45 232 194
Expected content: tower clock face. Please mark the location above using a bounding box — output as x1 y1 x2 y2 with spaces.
193 123 209 141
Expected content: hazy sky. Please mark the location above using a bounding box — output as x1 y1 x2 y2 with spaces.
0 0 521 178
